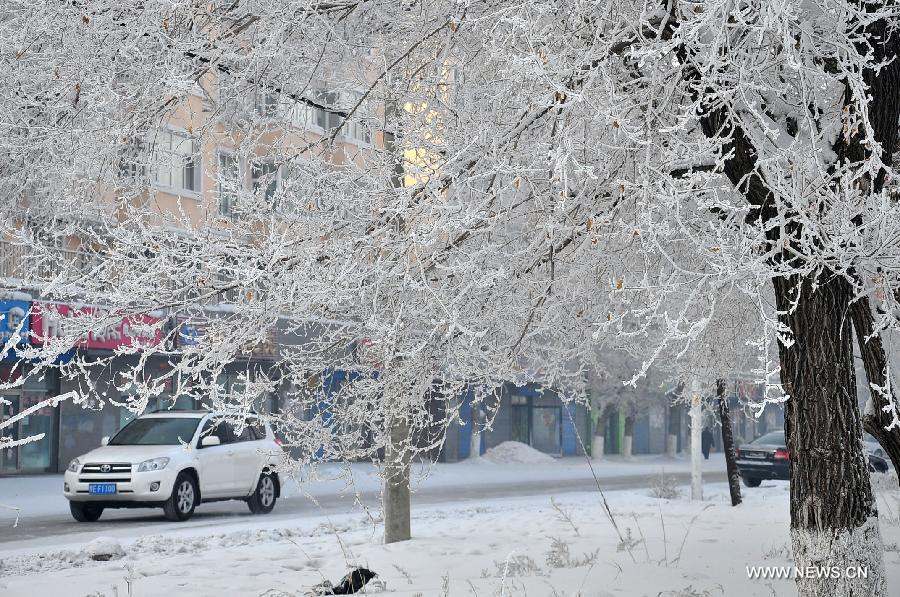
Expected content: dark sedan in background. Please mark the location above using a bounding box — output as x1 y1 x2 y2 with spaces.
736 430 890 487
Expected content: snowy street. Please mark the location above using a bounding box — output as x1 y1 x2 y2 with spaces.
1 471 899 597
1 455 726 550
6 2 900 595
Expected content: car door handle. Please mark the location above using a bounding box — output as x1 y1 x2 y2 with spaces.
227 450 235 456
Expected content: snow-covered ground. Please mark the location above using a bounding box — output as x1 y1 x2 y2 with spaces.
3 452 897 596
2 478 899 596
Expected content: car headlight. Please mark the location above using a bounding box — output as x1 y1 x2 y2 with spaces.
136 457 170 472
67 458 81 473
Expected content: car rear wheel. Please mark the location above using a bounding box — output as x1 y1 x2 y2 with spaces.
163 472 198 521
247 473 277 514
70 502 103 522
742 476 762 488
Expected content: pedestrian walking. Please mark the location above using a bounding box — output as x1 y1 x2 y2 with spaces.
701 427 713 460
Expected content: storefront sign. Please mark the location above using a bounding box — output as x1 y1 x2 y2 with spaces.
0 300 30 359
177 321 204 347
31 302 162 351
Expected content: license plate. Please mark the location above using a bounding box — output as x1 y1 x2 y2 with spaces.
88 483 117 495
743 452 765 459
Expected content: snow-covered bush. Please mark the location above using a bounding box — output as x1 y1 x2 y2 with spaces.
649 472 682 500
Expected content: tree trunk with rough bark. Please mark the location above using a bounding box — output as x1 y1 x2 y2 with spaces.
592 402 613 460
688 377 703 501
383 411 411 544
667 3 896 592
716 379 741 507
850 296 900 480
774 275 885 596
382 360 413 545
469 403 482 460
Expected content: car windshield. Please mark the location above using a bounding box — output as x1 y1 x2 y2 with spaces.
109 417 202 446
753 431 785 446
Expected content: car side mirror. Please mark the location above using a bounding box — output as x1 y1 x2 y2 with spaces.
201 435 221 448
100 436 109 446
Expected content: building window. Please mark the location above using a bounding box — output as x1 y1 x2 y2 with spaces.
151 129 201 194
255 88 279 117
348 120 372 145
252 160 279 203
288 103 311 128
217 152 240 216
344 91 372 144
313 90 341 131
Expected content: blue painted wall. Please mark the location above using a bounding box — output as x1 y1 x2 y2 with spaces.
561 402 578 456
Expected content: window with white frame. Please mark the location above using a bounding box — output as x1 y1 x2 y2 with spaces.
255 87 279 117
312 89 342 131
151 129 201 194
348 120 372 145
251 159 279 203
288 102 311 128
343 91 372 144
217 152 240 216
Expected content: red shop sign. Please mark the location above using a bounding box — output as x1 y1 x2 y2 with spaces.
30 303 162 351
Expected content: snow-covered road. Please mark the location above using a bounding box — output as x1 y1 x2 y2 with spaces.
1 455 727 552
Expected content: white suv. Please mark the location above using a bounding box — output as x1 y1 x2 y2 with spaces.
63 410 282 522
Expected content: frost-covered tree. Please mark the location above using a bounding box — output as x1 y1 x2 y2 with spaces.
3 2 900 594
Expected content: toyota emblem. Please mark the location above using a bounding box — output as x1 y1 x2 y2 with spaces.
100 464 112 473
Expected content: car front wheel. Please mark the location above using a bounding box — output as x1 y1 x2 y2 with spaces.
742 476 762 488
247 473 277 514
70 502 103 522
163 472 198 521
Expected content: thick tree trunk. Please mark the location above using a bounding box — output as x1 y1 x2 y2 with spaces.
383 413 411 544
469 409 482 460
774 275 885 596
592 434 605 460
716 379 741 507
689 377 703 501
665 433 677 458
592 402 612 460
850 295 900 479
622 413 634 459
382 361 413 544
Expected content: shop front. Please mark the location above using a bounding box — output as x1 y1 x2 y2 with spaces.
30 302 166 472
508 384 566 455
0 299 61 474
450 382 590 461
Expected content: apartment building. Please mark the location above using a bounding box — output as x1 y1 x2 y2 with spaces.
0 68 380 474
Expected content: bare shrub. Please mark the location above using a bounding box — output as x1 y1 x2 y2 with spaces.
545 537 600 569
649 471 682 500
616 527 642 553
